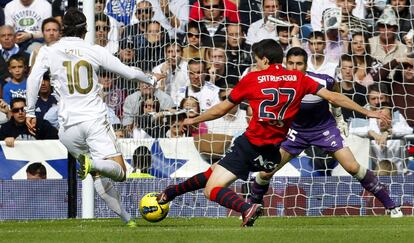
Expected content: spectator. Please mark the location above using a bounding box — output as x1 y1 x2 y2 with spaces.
279 0 312 35
205 43 239 88
337 54 367 121
246 0 280 45
152 41 189 103
0 98 58 147
190 0 232 44
189 0 239 23
26 162 47 179
179 95 208 136
307 31 337 77
390 0 413 42
141 0 190 39
348 31 382 87
133 96 168 139
182 21 209 59
310 0 365 32
98 69 127 118
391 58 414 127
30 17 61 66
205 88 247 136
364 83 390 111
124 0 154 37
3 54 27 105
336 0 371 33
4 0 52 51
351 103 412 173
95 13 118 54
238 0 261 33
374 159 398 176
369 6 408 65
95 0 120 52
135 21 168 72
116 36 138 65
128 146 154 178
35 71 56 119
122 81 175 133
176 58 220 111
0 25 30 84
52 0 84 24
275 20 301 57
225 23 252 79
105 0 135 26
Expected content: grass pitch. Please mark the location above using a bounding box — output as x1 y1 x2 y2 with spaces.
1 216 413 243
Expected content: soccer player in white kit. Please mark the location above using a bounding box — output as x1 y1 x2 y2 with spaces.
25 8 155 226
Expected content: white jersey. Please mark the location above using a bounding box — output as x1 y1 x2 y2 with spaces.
26 37 153 128
5 0 52 32
176 81 220 112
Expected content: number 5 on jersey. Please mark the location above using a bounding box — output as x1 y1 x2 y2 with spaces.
63 60 93 94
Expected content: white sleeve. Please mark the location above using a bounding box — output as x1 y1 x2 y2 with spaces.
348 118 369 137
98 46 154 85
367 118 380 133
4 4 14 27
392 113 414 137
175 1 189 31
26 47 49 117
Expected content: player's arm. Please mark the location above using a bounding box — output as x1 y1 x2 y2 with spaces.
99 47 155 85
316 87 391 125
182 100 237 126
26 47 49 135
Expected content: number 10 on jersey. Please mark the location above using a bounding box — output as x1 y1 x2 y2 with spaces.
63 60 93 94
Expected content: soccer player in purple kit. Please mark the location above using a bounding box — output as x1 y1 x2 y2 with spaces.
249 47 403 218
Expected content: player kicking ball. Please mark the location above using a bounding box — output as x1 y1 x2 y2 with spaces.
248 47 403 218
156 39 390 227
25 8 157 227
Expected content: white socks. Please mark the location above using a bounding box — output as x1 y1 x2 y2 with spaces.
92 159 125 181
94 177 131 223
353 165 367 181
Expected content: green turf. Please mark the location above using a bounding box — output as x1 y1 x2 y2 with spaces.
1 217 413 243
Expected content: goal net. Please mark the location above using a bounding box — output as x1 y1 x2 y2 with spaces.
91 0 414 218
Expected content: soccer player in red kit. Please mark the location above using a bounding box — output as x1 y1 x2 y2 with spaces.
156 39 389 227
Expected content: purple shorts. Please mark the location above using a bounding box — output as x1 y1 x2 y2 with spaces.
281 126 345 156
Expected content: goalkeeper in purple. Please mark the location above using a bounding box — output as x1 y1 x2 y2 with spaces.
249 47 402 218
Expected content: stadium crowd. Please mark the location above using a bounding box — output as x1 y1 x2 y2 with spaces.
0 0 414 174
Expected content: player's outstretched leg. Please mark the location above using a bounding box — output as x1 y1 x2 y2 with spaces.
334 148 403 218
209 186 263 227
78 154 125 182
78 154 92 180
157 167 213 204
356 168 402 218
94 176 136 227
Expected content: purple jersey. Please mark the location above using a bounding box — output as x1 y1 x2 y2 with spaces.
290 72 337 131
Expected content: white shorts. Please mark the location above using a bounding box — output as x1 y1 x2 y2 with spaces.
59 118 121 160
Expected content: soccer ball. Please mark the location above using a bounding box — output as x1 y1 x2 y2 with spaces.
139 192 169 222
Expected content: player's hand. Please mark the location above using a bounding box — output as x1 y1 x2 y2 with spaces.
367 110 391 127
5 137 15 147
179 118 196 134
26 117 37 136
336 116 349 137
